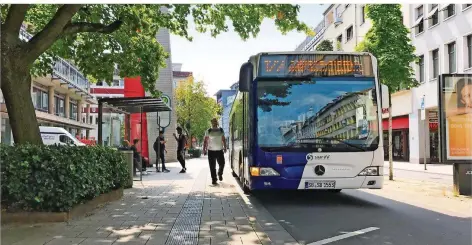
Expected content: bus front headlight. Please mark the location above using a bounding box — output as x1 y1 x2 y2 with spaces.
358 166 379 176
250 167 280 176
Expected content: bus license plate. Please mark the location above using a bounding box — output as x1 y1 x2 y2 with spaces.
305 180 336 189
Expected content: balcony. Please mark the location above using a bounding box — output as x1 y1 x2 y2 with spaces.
19 25 92 98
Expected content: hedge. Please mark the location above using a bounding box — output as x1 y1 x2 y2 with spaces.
188 148 202 158
0 144 130 212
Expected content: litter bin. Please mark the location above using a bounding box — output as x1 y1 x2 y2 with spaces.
118 148 134 188
453 163 472 196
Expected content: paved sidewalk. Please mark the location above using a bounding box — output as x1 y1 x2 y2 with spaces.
383 161 453 175
1 158 292 245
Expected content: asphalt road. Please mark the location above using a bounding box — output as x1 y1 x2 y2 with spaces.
383 167 453 185
252 186 470 245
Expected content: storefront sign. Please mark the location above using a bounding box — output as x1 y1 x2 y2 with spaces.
428 111 438 123
439 74 472 162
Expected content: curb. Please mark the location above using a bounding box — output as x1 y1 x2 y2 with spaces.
229 175 300 245
382 166 453 176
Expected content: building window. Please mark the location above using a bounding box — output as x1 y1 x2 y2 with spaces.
468 35 472 68
337 35 342 44
445 4 455 18
418 55 425 83
429 4 439 26
112 79 120 86
346 26 353 42
96 81 103 86
464 4 472 10
432 49 439 78
414 5 424 35
55 97 65 117
360 6 366 24
32 88 49 112
89 116 94 124
448 42 456 73
70 102 78 120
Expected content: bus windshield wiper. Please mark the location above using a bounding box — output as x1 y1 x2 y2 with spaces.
299 137 367 152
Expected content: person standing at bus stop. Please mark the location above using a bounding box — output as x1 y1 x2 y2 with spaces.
203 118 227 185
173 127 187 173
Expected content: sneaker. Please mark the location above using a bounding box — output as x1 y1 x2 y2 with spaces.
218 175 223 181
212 180 218 185
163 169 170 173
179 169 186 173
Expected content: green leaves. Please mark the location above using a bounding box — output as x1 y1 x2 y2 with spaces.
0 144 128 212
12 4 310 97
357 4 418 93
315 40 334 51
175 77 220 142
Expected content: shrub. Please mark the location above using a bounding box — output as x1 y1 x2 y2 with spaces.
0 144 129 212
188 148 202 158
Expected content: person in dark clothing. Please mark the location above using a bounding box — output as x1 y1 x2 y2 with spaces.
154 131 170 173
130 139 146 171
173 127 187 173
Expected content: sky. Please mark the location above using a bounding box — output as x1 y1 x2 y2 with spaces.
170 4 327 97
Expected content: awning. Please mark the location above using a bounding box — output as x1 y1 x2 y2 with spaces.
439 4 450 11
425 6 439 19
411 16 424 28
382 116 409 130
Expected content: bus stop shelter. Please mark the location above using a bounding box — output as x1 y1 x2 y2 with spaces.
97 97 172 181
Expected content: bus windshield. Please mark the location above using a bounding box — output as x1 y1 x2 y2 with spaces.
256 77 379 152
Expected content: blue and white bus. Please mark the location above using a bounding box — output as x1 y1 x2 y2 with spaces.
229 52 389 193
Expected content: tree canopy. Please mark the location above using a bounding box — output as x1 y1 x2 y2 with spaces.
315 39 333 51
0 4 312 144
175 77 219 142
1 4 312 96
356 4 418 93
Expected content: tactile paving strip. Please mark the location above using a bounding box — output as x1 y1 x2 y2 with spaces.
165 172 207 245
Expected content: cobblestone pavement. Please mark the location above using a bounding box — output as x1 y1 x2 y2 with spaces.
1 158 294 245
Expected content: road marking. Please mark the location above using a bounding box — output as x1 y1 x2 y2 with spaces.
307 227 380 245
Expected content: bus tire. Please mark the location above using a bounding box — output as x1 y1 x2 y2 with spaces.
331 189 342 193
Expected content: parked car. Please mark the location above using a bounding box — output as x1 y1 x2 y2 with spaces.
40 126 86 146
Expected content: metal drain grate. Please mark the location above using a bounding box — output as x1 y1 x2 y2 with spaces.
165 173 207 245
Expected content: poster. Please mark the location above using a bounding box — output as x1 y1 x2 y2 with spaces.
442 75 472 160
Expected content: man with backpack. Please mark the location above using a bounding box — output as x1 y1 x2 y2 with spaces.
154 131 170 173
203 118 227 185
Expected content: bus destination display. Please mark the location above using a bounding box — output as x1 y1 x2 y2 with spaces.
258 54 374 78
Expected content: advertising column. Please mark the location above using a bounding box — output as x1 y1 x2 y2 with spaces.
439 74 472 195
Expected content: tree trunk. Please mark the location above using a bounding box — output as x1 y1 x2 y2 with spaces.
1 59 42 145
388 93 393 181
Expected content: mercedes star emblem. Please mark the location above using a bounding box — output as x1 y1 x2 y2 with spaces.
314 165 325 176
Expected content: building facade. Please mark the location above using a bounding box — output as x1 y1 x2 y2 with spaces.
215 85 237 140
1 26 96 145
408 4 472 163
172 63 193 89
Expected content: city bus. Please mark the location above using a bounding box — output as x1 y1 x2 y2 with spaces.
229 52 389 193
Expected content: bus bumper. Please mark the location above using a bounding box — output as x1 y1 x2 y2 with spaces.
249 176 383 190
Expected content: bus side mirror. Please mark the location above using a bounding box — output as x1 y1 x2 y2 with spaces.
381 84 389 109
239 62 253 92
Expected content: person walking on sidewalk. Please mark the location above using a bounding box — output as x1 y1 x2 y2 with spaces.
154 131 170 173
173 127 187 173
203 118 227 185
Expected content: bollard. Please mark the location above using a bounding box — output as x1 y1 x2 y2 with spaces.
119 150 134 188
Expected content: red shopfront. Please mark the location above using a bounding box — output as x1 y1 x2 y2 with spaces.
382 116 409 161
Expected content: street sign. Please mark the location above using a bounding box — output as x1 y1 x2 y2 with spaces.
158 94 171 128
